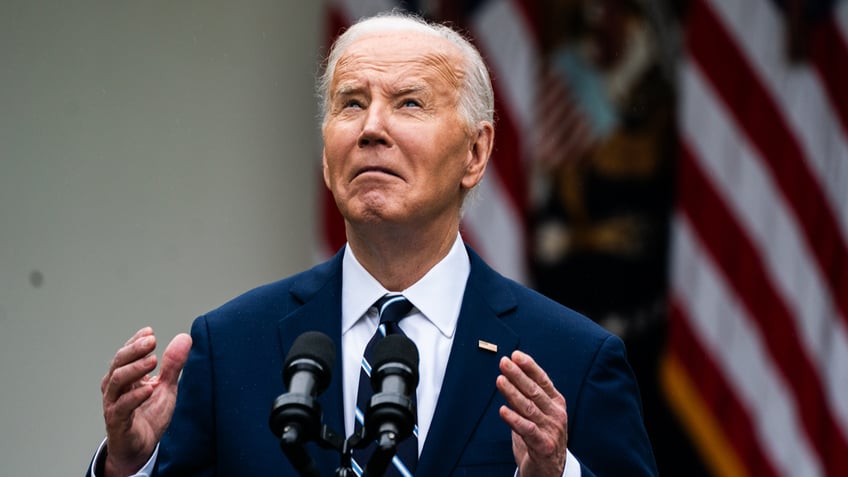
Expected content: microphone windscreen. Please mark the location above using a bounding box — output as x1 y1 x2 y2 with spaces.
372 334 419 382
284 331 336 377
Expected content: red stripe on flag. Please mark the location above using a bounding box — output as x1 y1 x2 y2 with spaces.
325 4 348 44
678 143 848 475
320 185 346 254
510 0 542 45
667 299 780 476
688 0 848 328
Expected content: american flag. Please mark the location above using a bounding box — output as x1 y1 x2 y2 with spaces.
663 0 848 476
319 0 540 285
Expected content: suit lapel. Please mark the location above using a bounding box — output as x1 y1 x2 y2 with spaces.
416 248 519 476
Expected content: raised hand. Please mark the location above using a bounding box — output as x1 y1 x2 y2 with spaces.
100 327 192 477
497 350 569 477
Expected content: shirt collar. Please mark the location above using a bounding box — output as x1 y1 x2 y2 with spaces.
341 233 470 339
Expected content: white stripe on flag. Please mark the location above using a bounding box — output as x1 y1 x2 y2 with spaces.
462 172 528 283
472 0 538 139
682 59 848 437
709 0 848 241
671 214 823 476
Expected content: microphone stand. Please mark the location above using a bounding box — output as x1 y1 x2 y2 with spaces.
272 420 399 477
271 332 416 477
331 426 396 477
358 432 398 477
271 387 411 477
333 428 363 477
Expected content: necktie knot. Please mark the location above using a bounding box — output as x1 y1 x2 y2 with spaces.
375 295 414 330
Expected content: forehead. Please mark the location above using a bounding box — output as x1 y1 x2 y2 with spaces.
332 31 465 89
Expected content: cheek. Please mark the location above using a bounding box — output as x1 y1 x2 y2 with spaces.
324 122 359 155
322 136 351 176
322 154 348 195
433 139 472 176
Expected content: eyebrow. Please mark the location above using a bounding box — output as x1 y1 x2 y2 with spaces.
332 83 431 102
395 84 428 96
333 83 361 97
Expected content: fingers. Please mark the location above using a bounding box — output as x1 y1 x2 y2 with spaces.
99 328 191 475
100 329 192 403
156 333 192 388
105 382 156 428
123 326 153 347
107 328 155 378
496 350 568 461
102 328 158 397
498 351 565 416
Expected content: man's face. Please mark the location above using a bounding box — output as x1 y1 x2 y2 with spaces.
322 31 491 231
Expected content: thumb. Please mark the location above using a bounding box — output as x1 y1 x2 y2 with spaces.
157 333 192 387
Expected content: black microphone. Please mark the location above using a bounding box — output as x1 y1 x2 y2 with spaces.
269 331 335 477
364 333 419 451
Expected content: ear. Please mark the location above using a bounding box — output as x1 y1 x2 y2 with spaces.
460 121 494 190
321 148 331 189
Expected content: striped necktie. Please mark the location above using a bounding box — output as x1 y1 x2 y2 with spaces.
353 294 418 477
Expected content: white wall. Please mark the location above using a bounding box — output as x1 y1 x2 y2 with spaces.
0 1 324 473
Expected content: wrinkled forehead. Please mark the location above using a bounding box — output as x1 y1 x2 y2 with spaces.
332 31 465 89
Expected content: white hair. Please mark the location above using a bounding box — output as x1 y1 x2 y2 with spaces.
317 11 495 129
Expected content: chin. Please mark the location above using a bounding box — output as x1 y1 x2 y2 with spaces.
344 193 398 218
353 208 401 225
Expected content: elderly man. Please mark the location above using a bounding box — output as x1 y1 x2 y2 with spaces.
88 11 657 477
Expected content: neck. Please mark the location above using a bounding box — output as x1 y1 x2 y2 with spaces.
346 218 459 291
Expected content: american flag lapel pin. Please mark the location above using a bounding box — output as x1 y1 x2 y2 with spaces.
478 340 498 353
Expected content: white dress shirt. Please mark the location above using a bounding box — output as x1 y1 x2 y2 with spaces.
91 233 579 476
340 233 469 451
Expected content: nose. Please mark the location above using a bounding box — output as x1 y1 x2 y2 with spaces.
358 103 391 148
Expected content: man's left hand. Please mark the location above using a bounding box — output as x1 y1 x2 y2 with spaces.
497 350 568 476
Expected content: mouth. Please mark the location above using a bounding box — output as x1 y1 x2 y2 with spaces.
354 166 401 179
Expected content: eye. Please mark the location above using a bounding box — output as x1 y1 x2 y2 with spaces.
344 99 364 109
401 99 421 108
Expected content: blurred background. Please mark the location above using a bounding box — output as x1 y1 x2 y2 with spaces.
1 0 845 475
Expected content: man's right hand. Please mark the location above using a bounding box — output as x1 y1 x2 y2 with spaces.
100 327 192 477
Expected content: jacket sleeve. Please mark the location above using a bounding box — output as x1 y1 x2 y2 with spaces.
569 334 658 477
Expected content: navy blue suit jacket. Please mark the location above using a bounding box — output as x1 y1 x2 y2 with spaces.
97 246 657 476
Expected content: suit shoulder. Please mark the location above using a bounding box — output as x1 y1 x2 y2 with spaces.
495 279 621 366
465 245 613 345
198 253 341 328
509 279 610 337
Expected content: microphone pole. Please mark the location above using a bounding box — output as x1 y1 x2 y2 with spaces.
269 331 336 477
